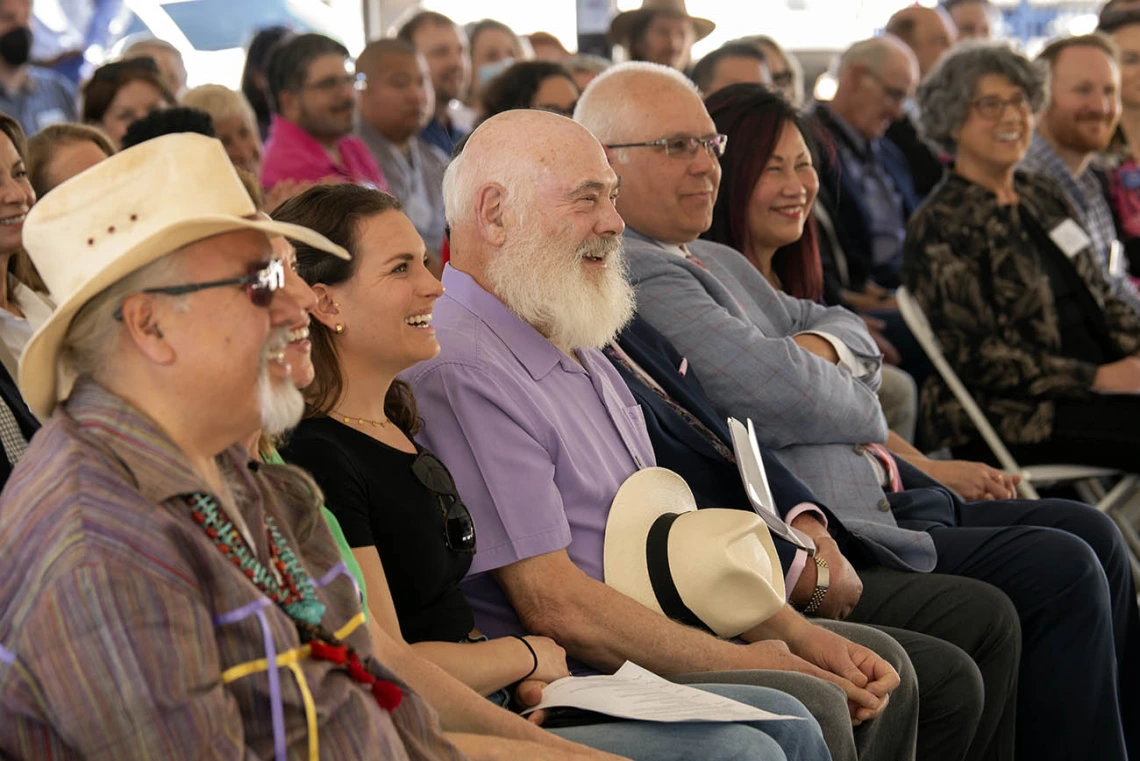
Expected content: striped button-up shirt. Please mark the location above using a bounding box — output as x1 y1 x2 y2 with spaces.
0 379 464 761
1021 131 1140 317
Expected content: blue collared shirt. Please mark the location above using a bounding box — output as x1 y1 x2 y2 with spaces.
827 111 908 277
1021 131 1140 317
0 67 76 136
400 265 656 673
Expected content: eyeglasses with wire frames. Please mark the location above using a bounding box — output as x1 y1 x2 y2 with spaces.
112 258 286 321
969 92 1031 122
863 68 909 107
771 70 795 88
606 134 728 158
304 71 363 94
411 450 477 553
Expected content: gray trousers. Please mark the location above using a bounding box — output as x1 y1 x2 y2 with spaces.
672 620 920 761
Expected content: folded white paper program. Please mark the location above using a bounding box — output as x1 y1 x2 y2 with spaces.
728 417 815 551
520 661 803 723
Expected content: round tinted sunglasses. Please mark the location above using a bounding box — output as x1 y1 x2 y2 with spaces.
411 450 477 553
113 259 285 320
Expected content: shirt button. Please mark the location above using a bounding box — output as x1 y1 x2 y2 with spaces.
635 456 644 468
878 498 891 512
853 444 866 456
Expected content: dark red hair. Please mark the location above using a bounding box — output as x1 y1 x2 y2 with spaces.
703 83 824 302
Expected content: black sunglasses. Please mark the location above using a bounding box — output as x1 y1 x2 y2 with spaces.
411 451 477 553
112 259 285 320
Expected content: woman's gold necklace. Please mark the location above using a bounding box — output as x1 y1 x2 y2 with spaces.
334 410 390 428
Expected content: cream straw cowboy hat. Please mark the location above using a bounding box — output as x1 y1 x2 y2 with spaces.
18 132 348 420
604 468 786 638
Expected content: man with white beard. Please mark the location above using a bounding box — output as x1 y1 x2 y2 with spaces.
0 133 467 760
1022 33 1140 315
403 109 923 761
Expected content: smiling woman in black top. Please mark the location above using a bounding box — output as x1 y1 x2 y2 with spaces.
273 185 571 698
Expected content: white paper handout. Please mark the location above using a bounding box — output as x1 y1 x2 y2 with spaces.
727 417 815 551
519 661 803 723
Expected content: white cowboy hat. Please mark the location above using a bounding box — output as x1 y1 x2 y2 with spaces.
17 132 348 420
603 468 786 639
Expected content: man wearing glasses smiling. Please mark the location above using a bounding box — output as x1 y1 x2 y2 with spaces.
811 36 920 293
260 33 390 200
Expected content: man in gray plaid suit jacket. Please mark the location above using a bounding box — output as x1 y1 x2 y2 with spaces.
574 60 1140 761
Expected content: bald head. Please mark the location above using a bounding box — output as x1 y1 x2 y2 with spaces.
575 61 702 145
444 110 610 229
832 35 918 140
886 6 956 79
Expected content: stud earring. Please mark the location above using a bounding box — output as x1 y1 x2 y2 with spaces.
335 323 345 334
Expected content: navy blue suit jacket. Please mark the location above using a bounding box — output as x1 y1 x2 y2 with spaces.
813 104 921 290
611 314 867 573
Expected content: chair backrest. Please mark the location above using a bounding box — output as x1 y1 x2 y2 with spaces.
895 287 1029 480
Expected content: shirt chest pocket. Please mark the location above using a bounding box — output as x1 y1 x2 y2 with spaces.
621 404 649 469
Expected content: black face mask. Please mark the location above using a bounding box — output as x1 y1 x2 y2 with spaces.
0 27 32 67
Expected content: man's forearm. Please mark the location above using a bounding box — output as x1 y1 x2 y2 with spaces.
741 604 812 643
518 577 753 675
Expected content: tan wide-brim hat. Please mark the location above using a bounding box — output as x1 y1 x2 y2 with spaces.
18 132 349 420
603 468 786 639
609 0 716 45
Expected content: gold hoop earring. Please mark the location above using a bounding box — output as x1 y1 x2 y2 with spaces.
335 323 345 335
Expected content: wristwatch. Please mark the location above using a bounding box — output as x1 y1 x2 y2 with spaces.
800 553 830 615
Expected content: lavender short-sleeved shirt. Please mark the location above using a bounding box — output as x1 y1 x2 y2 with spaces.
401 267 656 659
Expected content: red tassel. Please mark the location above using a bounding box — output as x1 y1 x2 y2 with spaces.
346 660 375 685
309 640 348 664
372 679 403 711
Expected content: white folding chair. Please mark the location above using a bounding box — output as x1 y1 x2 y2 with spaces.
896 287 1140 585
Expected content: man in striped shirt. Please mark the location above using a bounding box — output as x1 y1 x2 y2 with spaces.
0 134 463 760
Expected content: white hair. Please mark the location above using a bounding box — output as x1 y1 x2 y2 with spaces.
837 35 918 82
574 61 700 145
441 130 533 228
258 327 305 435
486 217 635 351
61 253 188 382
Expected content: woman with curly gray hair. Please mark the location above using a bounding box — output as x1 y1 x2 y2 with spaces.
903 43 1140 761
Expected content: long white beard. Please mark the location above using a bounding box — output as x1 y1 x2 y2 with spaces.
486 221 636 351
258 329 306 436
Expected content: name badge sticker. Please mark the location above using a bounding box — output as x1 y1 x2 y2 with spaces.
1049 219 1093 259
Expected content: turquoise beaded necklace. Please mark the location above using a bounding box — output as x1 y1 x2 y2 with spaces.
188 492 406 713
189 493 326 626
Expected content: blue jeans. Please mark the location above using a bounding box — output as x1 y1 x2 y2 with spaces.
545 683 830 761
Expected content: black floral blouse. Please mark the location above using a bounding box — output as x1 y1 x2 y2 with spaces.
902 170 1140 449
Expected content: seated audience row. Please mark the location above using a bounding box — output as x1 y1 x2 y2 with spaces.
0 4 1137 761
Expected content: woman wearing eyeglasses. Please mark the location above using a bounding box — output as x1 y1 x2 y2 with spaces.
273 184 834 761
81 57 175 150
904 42 1140 474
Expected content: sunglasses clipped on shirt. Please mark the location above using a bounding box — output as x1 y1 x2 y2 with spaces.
411 450 477 554
112 258 286 321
